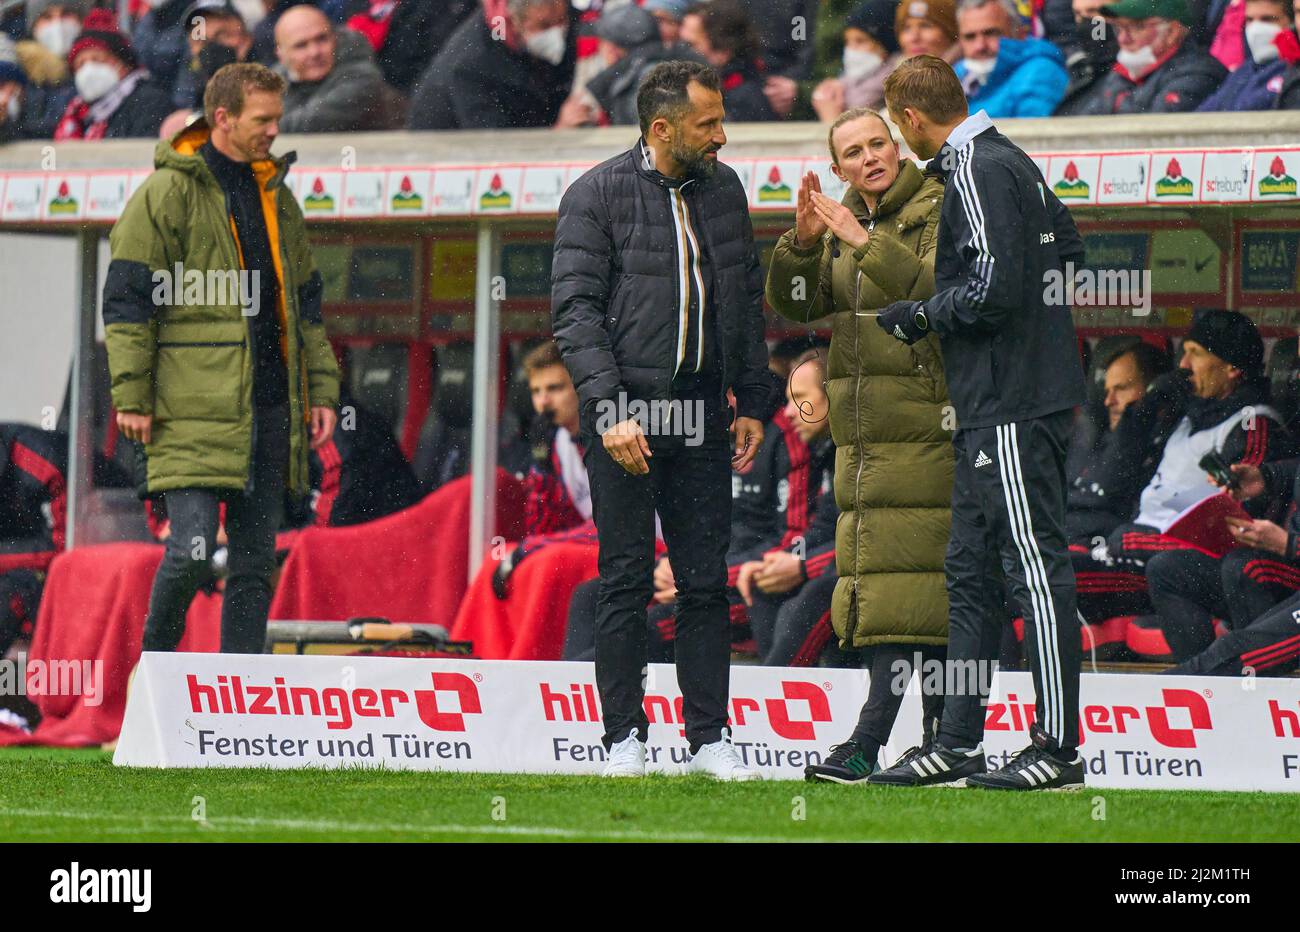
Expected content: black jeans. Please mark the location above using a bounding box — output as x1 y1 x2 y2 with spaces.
855 643 946 749
584 390 732 753
142 403 289 654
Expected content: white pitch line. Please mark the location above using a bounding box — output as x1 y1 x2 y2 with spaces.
0 808 850 843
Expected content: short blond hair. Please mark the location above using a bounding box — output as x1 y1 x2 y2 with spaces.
883 55 967 124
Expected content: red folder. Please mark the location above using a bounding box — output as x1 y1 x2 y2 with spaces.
1162 492 1250 558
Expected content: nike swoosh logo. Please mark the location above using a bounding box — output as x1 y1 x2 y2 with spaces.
1195 254 1214 272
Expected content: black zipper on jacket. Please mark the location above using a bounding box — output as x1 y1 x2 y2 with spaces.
214 184 258 494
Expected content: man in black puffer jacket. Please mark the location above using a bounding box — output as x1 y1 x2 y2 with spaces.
552 60 780 781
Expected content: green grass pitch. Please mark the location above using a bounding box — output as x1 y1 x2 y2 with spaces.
2 748 1298 842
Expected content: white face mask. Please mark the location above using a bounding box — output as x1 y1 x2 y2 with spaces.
1245 20 1284 63
35 17 81 58
962 56 997 80
6 93 20 122
1116 43 1158 76
842 47 884 80
75 61 121 102
525 24 567 65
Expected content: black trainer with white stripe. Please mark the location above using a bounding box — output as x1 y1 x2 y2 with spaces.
866 741 986 787
966 744 1085 791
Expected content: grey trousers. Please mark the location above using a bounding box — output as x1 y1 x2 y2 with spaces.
141 404 289 654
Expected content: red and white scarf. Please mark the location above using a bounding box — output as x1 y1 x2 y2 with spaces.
53 68 147 141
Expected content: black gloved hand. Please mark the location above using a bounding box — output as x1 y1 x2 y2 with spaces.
491 543 528 600
877 300 927 345
528 412 559 473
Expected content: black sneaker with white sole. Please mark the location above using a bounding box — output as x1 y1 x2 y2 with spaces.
866 741 985 787
966 744 1085 791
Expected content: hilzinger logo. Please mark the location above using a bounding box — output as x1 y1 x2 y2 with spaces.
50 863 151 912
986 688 1213 748
539 679 833 741
186 672 483 732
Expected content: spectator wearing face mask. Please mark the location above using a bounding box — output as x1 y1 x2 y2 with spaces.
54 9 172 139
1197 0 1298 109
811 0 904 121
585 2 706 126
407 0 578 130
1069 0 1226 113
274 5 404 131
1054 0 1120 113
132 0 200 95
954 0 1068 115
8 0 88 139
171 0 254 111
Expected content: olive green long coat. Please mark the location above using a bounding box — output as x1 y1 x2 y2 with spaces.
104 120 340 496
765 159 953 648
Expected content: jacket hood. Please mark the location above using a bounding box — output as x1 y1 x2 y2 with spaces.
840 158 927 221
956 36 1061 84
155 117 295 192
14 38 67 86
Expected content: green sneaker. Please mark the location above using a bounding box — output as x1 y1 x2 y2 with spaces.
804 740 877 784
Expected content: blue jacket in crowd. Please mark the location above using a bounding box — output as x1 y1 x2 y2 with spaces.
954 36 1068 118
1197 49 1290 111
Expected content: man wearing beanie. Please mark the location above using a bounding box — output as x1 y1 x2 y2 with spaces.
1068 0 1225 114
811 0 904 119
896 0 962 61
53 9 171 139
1095 311 1289 662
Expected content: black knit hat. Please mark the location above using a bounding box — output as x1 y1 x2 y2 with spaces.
846 0 900 55
1186 310 1264 376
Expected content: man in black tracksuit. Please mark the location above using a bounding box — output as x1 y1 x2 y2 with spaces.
875 56 1087 790
1166 452 1300 678
551 61 781 779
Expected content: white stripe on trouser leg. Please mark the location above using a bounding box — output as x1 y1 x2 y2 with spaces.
1008 423 1064 741
1001 423 1063 741
994 425 1055 738
994 424 1061 742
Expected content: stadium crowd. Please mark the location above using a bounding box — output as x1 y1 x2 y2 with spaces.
2 0 1300 142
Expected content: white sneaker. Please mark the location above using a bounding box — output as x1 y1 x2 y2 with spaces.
602 728 647 777
688 728 762 781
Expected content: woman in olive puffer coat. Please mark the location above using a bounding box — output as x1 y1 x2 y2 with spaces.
765 108 953 782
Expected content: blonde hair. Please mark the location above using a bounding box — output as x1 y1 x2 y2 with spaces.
827 107 893 164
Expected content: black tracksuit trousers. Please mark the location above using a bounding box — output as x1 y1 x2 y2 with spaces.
1151 547 1300 666
1169 583 1300 675
939 409 1082 754
584 389 733 753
